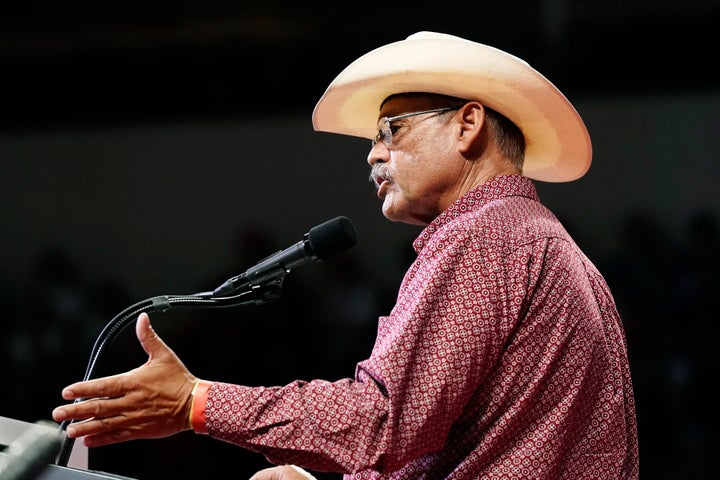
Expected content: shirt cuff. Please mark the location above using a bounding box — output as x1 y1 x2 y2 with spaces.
189 379 211 434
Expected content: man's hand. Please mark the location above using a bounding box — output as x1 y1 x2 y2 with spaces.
52 312 198 447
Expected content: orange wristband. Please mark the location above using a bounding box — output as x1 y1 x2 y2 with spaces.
189 380 211 434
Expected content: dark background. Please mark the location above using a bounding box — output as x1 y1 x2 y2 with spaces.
1 1 719 479
2 0 718 131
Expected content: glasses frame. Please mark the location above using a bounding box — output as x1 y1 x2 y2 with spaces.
372 106 461 147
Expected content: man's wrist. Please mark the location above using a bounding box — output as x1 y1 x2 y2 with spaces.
188 379 211 434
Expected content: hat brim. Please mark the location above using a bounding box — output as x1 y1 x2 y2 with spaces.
312 32 591 183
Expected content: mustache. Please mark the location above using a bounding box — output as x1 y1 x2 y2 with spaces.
369 164 392 188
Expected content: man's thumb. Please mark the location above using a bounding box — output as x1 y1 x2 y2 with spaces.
135 312 167 358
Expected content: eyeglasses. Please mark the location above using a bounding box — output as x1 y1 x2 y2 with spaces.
372 106 461 147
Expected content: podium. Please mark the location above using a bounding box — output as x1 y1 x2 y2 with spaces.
1 416 135 480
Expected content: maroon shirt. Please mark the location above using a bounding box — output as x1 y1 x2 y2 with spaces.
200 175 639 479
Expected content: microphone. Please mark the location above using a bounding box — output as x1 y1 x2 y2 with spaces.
0 420 62 480
212 216 358 297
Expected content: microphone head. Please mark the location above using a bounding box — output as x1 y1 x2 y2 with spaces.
307 216 358 260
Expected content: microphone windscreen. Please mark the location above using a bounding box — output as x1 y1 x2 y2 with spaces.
307 216 358 260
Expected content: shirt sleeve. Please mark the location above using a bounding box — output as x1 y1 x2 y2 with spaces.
202 377 391 473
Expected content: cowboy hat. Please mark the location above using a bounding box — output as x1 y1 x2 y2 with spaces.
312 31 591 183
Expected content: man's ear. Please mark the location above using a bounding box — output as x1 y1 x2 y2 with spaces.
456 102 486 154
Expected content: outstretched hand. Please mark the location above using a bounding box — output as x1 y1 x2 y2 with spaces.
52 312 199 447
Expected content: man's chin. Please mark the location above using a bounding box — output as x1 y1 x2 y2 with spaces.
381 200 416 225
381 199 400 222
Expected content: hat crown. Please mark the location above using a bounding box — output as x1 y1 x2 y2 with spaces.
406 31 463 41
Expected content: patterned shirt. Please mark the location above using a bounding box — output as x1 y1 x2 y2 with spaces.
195 175 639 479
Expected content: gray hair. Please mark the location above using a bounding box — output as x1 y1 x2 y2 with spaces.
484 107 525 170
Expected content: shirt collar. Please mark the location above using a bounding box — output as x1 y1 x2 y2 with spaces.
413 175 539 252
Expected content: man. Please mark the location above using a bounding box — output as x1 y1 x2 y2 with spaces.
53 32 639 479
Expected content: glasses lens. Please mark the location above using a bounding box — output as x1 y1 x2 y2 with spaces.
372 119 391 146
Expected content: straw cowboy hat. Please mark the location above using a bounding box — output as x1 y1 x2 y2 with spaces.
312 31 591 183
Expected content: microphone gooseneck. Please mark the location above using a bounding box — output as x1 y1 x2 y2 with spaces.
55 216 358 468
